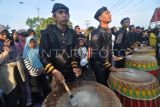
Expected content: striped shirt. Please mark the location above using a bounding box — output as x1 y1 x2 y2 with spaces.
23 58 42 76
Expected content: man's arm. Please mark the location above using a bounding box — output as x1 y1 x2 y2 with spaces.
39 30 56 74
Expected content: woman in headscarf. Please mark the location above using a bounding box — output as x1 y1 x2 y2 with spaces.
23 36 50 107
10 29 24 56
0 24 26 107
18 29 28 53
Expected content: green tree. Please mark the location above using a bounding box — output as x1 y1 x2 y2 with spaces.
26 17 43 29
26 17 73 39
84 26 96 38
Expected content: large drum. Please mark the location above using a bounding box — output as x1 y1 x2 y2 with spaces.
125 55 159 78
42 81 122 107
108 68 160 107
133 46 156 56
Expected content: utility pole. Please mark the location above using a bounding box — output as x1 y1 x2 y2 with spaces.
85 20 90 28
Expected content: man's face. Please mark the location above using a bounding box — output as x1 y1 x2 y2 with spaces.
131 26 136 31
143 32 148 36
122 19 130 28
136 28 142 33
75 26 81 34
113 27 117 32
99 10 111 23
53 9 69 25
0 31 8 41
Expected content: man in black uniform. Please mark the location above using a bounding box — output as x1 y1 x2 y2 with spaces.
39 3 81 84
114 19 141 68
135 26 144 43
91 7 119 86
126 25 137 47
114 17 131 68
74 25 85 39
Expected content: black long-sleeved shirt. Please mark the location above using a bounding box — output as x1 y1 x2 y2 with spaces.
126 31 137 47
114 27 128 56
39 25 78 76
91 27 112 69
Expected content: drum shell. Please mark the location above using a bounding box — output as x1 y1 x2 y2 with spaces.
108 69 160 107
125 55 159 78
116 92 160 107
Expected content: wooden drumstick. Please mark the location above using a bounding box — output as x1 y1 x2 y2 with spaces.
62 80 79 106
62 80 73 97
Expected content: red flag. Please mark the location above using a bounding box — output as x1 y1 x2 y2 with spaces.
150 7 160 23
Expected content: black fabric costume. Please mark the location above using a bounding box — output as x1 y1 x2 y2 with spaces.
39 25 78 82
91 27 112 86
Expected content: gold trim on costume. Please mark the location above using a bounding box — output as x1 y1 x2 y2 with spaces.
47 66 54 73
105 63 111 68
72 65 78 68
103 61 109 66
45 63 52 71
71 61 78 65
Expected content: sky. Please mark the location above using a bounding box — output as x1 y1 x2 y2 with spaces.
0 0 160 30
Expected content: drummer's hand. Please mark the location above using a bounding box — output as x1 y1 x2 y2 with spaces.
52 69 65 83
73 68 82 77
125 51 131 55
135 44 139 48
109 66 118 72
112 55 122 61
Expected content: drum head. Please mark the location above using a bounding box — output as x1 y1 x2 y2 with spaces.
108 68 160 100
133 46 156 56
42 81 122 107
126 55 157 61
112 68 155 83
125 55 159 71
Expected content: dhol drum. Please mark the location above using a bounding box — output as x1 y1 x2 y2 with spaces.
42 81 122 107
125 55 159 78
133 46 156 56
108 68 160 107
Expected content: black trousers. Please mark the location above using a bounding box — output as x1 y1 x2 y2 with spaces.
4 87 18 107
3 80 26 107
29 74 51 103
0 89 5 107
93 61 110 87
2 66 26 107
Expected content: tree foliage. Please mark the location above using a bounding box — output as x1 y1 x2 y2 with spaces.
84 26 96 38
26 17 73 38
